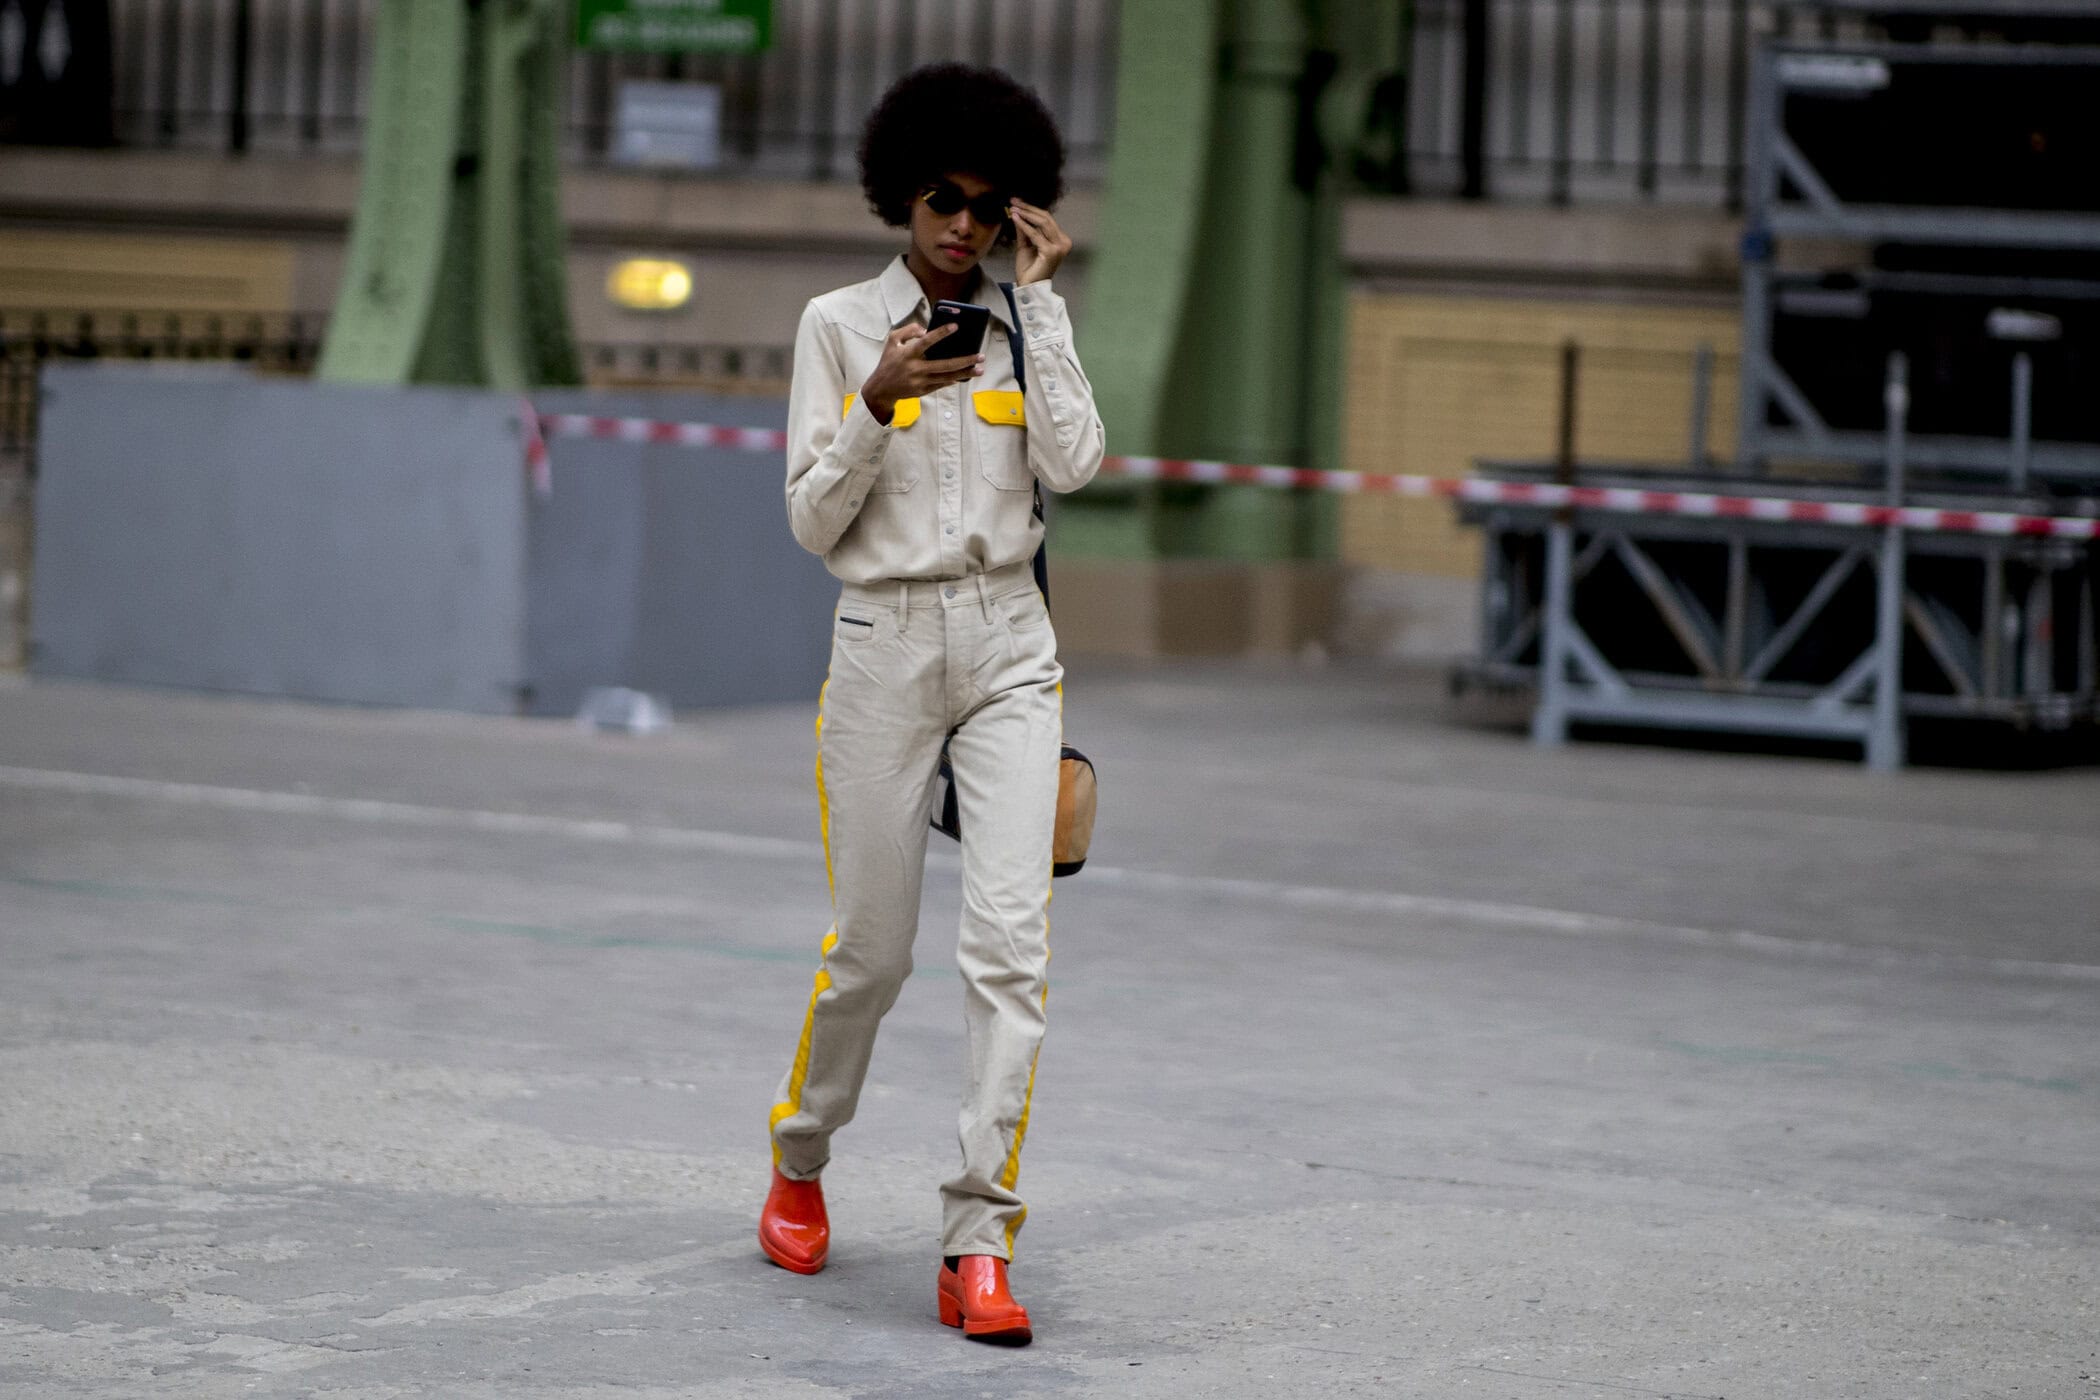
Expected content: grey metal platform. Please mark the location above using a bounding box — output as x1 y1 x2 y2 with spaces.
1457 460 2099 767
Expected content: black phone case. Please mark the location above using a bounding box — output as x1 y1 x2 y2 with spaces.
923 301 990 360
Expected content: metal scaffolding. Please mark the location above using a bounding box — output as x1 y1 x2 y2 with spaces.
1459 21 2100 765
1738 38 2100 485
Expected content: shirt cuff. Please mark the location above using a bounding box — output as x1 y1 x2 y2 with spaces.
1010 281 1070 344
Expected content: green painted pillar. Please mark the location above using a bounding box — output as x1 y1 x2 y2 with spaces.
1074 0 1405 562
1175 0 1317 559
320 0 580 390
1065 0 1221 561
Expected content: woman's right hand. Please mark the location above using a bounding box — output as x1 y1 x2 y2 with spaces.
859 322 984 424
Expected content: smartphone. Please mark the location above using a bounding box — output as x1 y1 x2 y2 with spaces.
922 300 990 360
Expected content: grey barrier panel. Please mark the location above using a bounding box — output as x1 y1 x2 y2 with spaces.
33 366 530 713
31 369 829 717
521 389 831 717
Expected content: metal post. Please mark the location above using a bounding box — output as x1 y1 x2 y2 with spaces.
1532 519 1575 747
1738 248 1773 475
157 0 183 145
1533 342 1582 747
2010 351 2033 494
302 0 327 148
1636 0 1662 196
809 2 843 181
1681 0 1705 177
1481 527 1511 670
1724 534 1748 684
1724 0 1750 209
1981 547 2005 702
1509 0 1531 167
1550 0 1576 205
2079 574 2097 705
1868 352 1908 770
2024 573 2054 701
1688 341 1714 470
1557 339 1580 474
1596 0 1618 171
1460 0 1489 199
229 0 254 155
1736 46 1776 472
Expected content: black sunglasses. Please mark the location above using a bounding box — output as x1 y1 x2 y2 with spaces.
918 181 1010 227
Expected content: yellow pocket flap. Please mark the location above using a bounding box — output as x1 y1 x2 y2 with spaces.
972 391 1026 426
843 394 920 428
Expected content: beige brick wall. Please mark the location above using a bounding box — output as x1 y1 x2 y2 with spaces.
1339 293 1742 578
0 230 294 313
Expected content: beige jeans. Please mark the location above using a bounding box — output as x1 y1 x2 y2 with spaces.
769 558 1062 1260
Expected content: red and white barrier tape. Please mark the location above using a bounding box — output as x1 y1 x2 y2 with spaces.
532 413 2100 542
539 413 790 453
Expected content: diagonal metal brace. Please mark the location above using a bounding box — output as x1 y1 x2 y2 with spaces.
1611 534 1725 682
1744 546 1866 683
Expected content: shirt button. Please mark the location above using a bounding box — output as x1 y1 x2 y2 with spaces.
945 525 956 535
943 586 957 599
847 499 860 508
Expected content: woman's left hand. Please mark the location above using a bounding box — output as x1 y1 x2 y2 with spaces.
1010 198 1072 286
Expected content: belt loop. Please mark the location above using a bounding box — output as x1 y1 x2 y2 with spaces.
897 581 909 634
975 571 991 621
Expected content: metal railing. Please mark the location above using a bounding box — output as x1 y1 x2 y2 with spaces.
49 1 1951 209
1405 0 1881 205
100 0 1118 183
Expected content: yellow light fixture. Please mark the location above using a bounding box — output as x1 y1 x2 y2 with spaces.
607 257 694 311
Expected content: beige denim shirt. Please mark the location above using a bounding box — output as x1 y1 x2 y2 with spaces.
784 254 1106 583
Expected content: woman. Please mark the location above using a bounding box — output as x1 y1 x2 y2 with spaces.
759 64 1104 1346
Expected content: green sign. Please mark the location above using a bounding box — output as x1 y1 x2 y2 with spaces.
576 0 772 54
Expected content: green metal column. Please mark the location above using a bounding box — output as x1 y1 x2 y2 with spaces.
1076 0 1405 562
1172 0 1317 558
1069 0 1221 560
319 0 580 390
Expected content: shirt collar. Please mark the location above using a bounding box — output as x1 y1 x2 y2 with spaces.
877 254 1016 333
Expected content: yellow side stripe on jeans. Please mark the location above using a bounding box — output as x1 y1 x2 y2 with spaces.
773 677 842 1165
999 908 1052 1256
814 680 835 903
998 682 1062 1257
769 928 840 1164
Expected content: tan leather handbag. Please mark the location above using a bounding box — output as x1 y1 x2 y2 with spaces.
931 743 1096 878
1050 746 1097 876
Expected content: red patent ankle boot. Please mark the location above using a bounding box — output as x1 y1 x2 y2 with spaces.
758 1168 828 1274
937 1254 1032 1344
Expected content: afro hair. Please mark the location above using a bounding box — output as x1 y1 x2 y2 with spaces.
858 64 1066 247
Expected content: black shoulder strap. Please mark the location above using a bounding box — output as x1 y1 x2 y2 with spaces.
1000 281 1051 609
999 281 1026 393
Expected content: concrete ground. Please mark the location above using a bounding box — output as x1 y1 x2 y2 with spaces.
1 664 2096 1399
